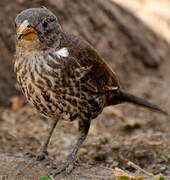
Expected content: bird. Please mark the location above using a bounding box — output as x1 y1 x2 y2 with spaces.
14 7 167 175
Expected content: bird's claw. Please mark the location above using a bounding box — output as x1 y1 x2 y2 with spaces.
24 151 37 158
24 150 48 161
49 154 78 176
36 150 48 161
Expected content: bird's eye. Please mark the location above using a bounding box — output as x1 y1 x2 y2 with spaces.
14 23 17 28
42 20 48 28
26 24 31 28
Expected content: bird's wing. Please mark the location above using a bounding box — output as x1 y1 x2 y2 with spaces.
59 32 120 93
75 44 120 93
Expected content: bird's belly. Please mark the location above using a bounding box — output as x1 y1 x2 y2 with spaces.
17 71 104 120
16 74 73 118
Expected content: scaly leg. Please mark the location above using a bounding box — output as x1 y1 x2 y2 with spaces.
50 118 91 176
37 119 58 160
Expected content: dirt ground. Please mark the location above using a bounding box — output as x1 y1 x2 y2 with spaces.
0 0 170 179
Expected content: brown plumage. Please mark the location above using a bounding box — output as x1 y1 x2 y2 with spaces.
14 7 167 176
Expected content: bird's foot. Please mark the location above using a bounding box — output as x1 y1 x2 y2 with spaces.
24 150 48 161
49 154 78 176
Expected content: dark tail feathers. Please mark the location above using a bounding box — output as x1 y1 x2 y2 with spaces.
116 89 168 115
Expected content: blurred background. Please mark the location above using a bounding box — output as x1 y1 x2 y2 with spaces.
0 0 169 179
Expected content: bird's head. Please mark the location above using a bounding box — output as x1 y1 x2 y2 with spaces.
15 7 61 46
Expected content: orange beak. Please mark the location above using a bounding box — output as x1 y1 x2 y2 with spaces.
17 20 37 40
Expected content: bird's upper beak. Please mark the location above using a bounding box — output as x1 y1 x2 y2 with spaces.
17 20 37 40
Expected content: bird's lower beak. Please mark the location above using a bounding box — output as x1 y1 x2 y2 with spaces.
17 20 37 40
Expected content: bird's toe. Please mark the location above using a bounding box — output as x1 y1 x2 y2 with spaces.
49 154 78 176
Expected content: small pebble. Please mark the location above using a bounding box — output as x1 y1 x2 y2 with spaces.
134 150 146 158
78 148 87 156
99 134 110 144
105 156 113 164
111 160 119 168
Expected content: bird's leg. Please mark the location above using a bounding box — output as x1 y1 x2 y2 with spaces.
36 119 59 160
50 118 91 176
25 119 58 160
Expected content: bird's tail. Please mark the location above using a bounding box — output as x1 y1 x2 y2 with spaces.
115 89 168 115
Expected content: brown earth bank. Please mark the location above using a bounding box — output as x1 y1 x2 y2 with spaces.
0 0 170 179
